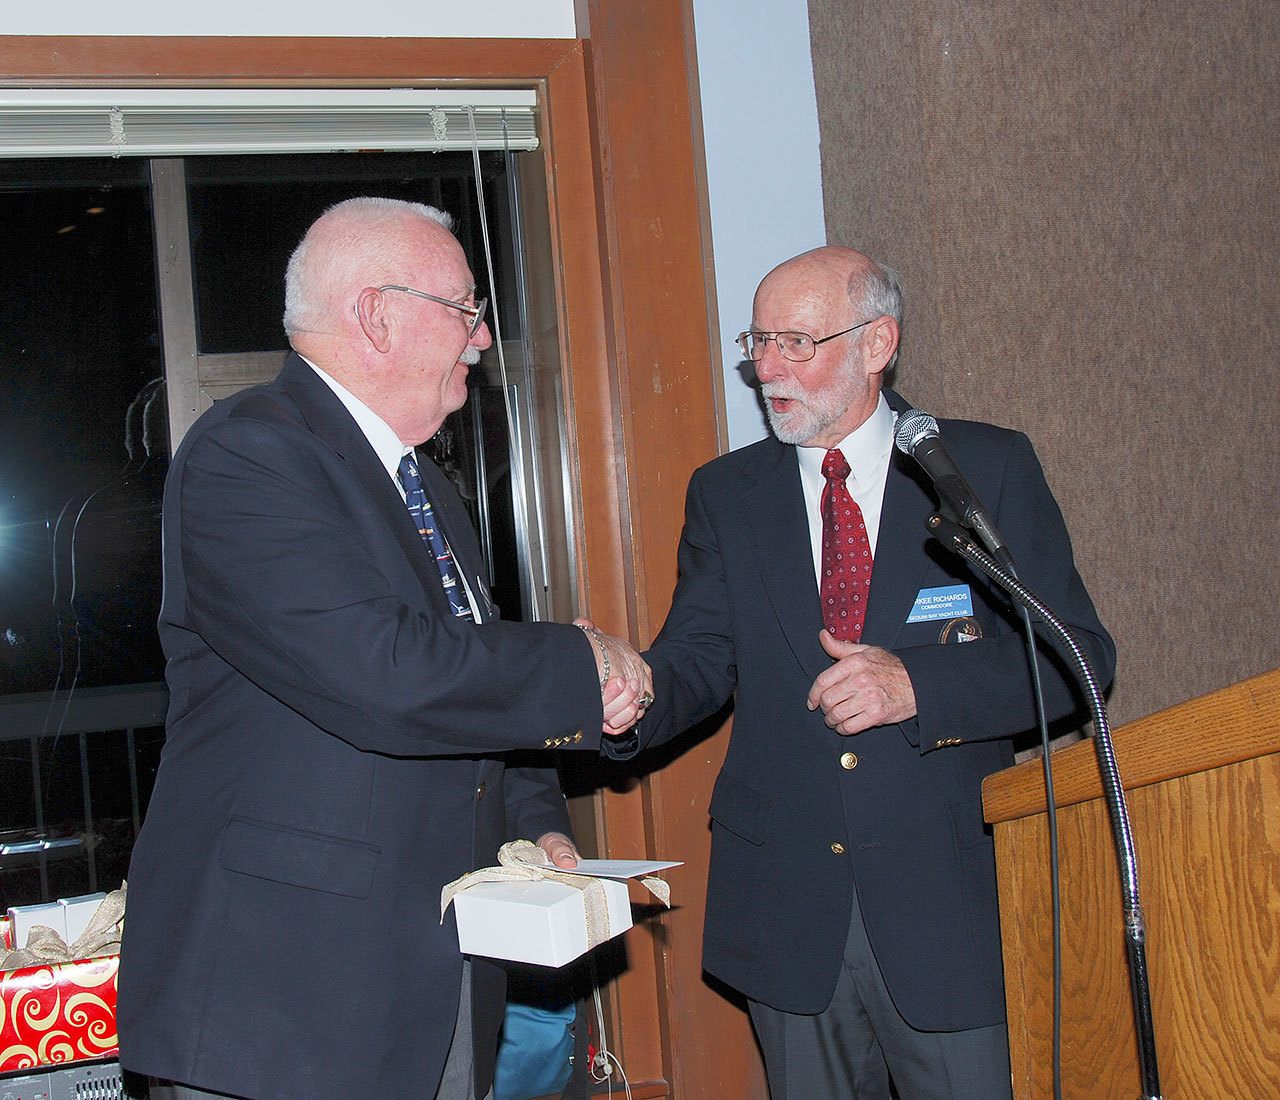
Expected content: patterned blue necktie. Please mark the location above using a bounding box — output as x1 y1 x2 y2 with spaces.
397 453 475 622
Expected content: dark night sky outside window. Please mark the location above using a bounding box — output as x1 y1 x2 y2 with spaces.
186 151 514 354
0 159 167 697
0 159 168 904
0 149 530 907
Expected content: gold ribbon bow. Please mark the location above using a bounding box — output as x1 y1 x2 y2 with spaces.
0 883 127 972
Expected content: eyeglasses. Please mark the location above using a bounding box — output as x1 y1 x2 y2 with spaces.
377 284 489 338
736 318 876 363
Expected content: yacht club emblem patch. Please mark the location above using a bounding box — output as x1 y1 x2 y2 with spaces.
939 616 982 644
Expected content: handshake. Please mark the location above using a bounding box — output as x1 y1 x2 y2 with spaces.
574 618 653 736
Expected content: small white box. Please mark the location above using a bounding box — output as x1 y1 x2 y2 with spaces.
59 892 107 946
453 878 633 967
7 901 66 949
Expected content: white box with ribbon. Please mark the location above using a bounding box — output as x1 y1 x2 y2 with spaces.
442 841 680 968
452 876 632 967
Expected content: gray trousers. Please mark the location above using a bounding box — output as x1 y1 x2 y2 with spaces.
433 958 494 1100
749 882 1013 1100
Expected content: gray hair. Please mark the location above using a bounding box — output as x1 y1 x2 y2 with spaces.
848 260 903 325
848 260 903 369
283 196 456 335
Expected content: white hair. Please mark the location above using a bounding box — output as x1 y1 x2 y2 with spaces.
282 196 456 335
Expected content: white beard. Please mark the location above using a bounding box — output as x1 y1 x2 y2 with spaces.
761 352 865 445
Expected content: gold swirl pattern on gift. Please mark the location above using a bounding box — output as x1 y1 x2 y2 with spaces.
0 1041 40 1071
13 967 61 1031
0 955 120 1072
38 1029 75 1064
66 992 116 1052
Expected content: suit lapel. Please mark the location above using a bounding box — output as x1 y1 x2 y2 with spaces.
743 443 829 681
861 388 936 649
861 447 936 649
276 355 453 616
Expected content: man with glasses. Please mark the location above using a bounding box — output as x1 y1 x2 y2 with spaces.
119 197 650 1100
610 246 1114 1098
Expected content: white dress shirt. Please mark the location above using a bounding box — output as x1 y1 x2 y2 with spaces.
795 393 896 587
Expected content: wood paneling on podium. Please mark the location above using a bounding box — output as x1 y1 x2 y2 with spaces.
983 668 1280 1098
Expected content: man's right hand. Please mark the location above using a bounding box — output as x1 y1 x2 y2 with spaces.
575 617 653 735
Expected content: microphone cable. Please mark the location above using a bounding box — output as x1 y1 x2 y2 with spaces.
1014 595 1065 1100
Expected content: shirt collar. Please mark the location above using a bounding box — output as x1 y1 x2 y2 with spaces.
795 392 895 487
302 356 410 480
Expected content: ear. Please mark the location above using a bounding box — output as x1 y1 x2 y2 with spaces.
354 286 394 354
862 316 899 379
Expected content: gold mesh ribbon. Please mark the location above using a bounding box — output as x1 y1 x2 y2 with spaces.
440 840 670 953
0 883 127 972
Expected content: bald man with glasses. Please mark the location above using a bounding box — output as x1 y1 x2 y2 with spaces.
120 197 650 1100
609 246 1115 1099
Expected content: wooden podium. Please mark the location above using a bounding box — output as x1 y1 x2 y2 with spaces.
982 669 1280 1098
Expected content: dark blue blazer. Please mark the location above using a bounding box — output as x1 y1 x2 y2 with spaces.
631 389 1115 1031
119 354 602 1099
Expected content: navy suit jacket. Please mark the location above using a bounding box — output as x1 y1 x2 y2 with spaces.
629 389 1116 1031
119 354 602 1099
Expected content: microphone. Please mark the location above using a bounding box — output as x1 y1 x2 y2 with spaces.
893 410 1014 567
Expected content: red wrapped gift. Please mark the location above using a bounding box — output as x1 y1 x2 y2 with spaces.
0 915 120 1073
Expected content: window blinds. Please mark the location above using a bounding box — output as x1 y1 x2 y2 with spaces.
0 88 538 157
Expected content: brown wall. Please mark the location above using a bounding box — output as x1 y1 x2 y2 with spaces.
808 0 1280 725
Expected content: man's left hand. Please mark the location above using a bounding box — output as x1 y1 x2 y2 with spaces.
536 831 580 869
806 629 917 736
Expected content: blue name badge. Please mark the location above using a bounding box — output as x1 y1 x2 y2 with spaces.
906 584 974 624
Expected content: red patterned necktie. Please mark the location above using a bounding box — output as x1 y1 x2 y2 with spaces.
820 448 874 642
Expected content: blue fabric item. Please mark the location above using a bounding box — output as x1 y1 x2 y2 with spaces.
398 452 474 620
493 1001 575 1100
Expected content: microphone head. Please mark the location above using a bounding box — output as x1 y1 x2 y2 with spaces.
893 409 939 456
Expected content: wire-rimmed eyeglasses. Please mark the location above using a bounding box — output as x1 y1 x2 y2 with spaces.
378 284 489 338
736 318 876 363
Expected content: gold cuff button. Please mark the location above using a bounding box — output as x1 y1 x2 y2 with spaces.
840 752 858 770
830 842 846 855
475 781 486 800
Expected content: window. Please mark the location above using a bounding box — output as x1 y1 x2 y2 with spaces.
0 123 576 906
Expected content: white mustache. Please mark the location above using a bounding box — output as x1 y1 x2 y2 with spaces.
459 345 482 366
761 384 798 401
